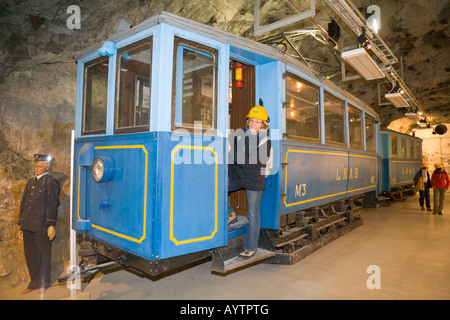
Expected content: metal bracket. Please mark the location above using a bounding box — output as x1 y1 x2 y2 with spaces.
254 0 316 36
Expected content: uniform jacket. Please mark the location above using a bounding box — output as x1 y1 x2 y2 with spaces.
430 169 450 190
19 174 60 232
228 128 273 191
414 169 431 191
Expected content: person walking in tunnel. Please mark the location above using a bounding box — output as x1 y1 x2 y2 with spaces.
18 154 60 295
430 162 450 215
227 106 273 258
414 163 432 211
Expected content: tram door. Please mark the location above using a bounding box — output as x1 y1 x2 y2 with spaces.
229 59 255 216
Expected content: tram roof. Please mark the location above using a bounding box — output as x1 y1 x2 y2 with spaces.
381 128 423 140
73 11 379 119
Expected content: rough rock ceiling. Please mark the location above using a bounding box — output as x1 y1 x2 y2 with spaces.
0 0 449 131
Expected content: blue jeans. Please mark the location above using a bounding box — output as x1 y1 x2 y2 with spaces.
228 181 263 252
419 187 431 208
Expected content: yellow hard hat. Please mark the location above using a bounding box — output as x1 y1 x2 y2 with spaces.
434 162 443 169
422 163 429 168
246 106 269 122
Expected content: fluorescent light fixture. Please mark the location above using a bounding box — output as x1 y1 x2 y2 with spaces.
405 112 420 121
341 47 385 80
385 92 409 108
417 118 429 127
417 121 427 127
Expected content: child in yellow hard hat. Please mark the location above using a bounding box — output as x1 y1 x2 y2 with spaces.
414 163 432 211
228 106 272 258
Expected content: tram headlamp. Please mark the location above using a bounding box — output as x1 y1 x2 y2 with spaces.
92 156 114 182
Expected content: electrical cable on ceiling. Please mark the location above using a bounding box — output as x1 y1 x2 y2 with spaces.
285 0 343 48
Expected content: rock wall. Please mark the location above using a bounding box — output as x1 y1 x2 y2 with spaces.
0 62 74 288
0 0 448 289
0 0 254 290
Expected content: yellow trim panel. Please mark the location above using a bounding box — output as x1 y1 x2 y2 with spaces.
284 149 377 208
77 145 148 244
170 145 218 245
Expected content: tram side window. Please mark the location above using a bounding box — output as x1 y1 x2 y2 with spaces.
82 57 108 135
409 139 414 158
416 141 421 159
365 114 376 152
285 74 320 142
285 74 320 141
115 37 152 133
391 135 398 158
172 37 218 131
348 104 362 149
324 92 345 145
401 138 407 158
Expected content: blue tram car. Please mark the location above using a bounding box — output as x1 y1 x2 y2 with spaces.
379 130 423 200
71 12 385 276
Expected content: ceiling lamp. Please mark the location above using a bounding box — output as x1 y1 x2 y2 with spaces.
357 27 373 49
434 124 448 135
385 92 409 108
405 112 420 121
417 118 428 128
341 47 385 80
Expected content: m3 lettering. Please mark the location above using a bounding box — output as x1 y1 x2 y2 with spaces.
295 184 307 198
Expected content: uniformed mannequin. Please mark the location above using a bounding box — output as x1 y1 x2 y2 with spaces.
18 154 60 295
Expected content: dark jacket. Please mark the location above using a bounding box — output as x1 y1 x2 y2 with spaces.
414 169 431 190
228 128 273 191
19 174 60 232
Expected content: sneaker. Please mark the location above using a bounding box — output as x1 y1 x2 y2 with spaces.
433 211 437 215
427 208 433 211
438 212 443 215
421 206 425 211
228 213 238 226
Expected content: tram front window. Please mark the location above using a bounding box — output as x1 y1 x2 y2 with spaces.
82 57 108 135
172 36 218 132
115 37 152 133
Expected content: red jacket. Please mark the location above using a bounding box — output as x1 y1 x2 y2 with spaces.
431 170 450 189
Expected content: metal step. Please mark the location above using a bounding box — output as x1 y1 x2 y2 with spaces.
211 230 275 273
377 195 391 201
212 249 275 273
